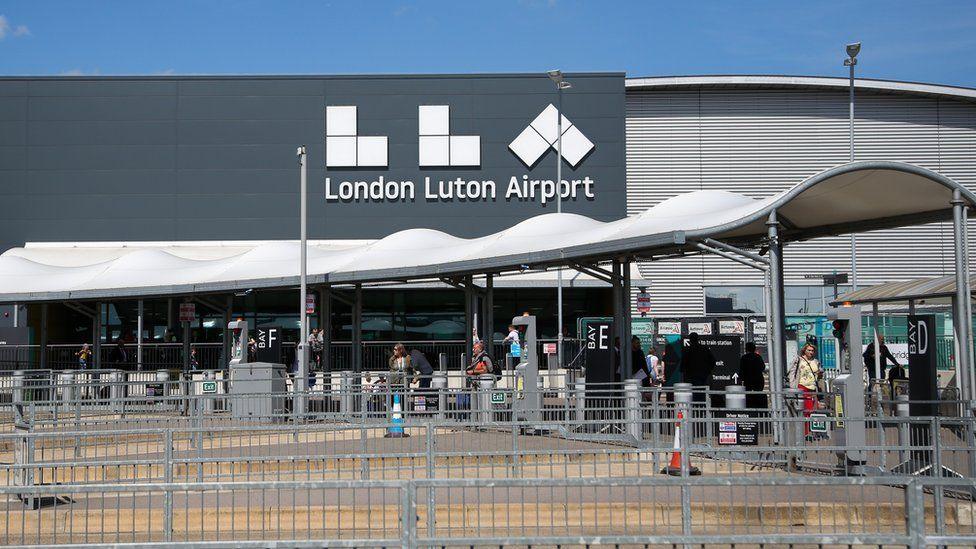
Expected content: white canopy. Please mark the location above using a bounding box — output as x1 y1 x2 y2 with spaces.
1 161 973 303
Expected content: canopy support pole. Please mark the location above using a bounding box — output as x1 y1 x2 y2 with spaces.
39 303 48 371
464 275 474 362
137 300 144 371
182 298 191 375
872 302 882 382
767 211 787 445
484 275 494 354
952 190 974 409
320 286 331 375
92 303 101 370
621 259 633 378
611 260 625 381
222 295 232 369
352 284 362 373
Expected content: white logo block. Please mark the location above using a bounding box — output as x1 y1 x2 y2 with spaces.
509 103 594 168
325 106 388 168
418 105 480 167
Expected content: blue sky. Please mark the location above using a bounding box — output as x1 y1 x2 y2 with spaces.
1 0 975 87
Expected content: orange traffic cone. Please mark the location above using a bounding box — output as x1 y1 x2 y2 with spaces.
661 410 701 476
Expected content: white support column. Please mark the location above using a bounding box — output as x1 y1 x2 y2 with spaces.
952 190 974 408
767 211 787 444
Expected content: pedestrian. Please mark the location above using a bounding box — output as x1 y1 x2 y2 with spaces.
887 359 908 397
189 347 200 370
738 341 767 411
388 342 413 393
789 343 823 437
465 340 495 381
110 339 129 368
630 336 647 379
645 346 661 385
503 324 520 352
409 348 434 390
862 334 899 381
76 343 92 369
247 337 257 362
679 333 716 402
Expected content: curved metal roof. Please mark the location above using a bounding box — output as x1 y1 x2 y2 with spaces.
833 275 976 305
0 160 972 303
625 75 976 103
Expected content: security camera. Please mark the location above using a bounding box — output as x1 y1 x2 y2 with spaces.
296 145 306 156
846 42 861 58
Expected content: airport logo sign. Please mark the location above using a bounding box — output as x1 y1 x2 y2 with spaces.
323 103 598 204
508 104 595 168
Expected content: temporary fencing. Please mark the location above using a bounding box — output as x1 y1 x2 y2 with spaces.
2 370 976 547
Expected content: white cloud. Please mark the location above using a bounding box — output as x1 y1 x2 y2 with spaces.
0 15 30 40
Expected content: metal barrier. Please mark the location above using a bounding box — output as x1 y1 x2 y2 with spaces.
0 476 972 546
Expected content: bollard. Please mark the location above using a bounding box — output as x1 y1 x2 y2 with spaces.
108 370 125 413
432 372 447 421
339 374 353 417
477 374 495 425
725 385 746 411
624 379 642 443
202 370 215 414
896 394 910 466
154 369 173 412
546 354 558 397
12 370 25 426
783 387 804 468
58 372 77 409
673 382 693 407
573 375 585 423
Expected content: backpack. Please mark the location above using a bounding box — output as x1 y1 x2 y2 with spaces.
488 352 501 380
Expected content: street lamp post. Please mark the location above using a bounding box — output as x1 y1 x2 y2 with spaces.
845 42 861 291
547 70 572 369
296 145 308 416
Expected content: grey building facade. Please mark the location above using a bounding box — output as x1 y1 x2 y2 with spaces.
0 73 626 251
2 72 975 329
626 76 976 317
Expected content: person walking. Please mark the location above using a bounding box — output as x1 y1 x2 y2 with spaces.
862 334 900 381
409 348 434 390
110 339 128 369
388 343 413 393
789 343 822 437
645 347 661 386
738 341 767 411
75 343 92 369
679 333 716 402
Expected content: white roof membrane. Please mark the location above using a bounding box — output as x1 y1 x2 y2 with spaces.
0 161 972 303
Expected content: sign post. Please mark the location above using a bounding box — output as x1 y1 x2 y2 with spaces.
636 291 651 316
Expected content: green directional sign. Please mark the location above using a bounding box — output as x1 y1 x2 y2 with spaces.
202 381 217 394
809 413 829 433
491 392 506 404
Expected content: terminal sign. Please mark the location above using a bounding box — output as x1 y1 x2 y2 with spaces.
636 292 651 315
179 303 196 323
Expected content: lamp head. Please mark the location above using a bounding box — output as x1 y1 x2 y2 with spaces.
558 81 572 90
846 42 861 58
547 69 563 83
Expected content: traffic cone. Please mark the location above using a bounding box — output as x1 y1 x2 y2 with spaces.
661 410 700 476
385 394 409 438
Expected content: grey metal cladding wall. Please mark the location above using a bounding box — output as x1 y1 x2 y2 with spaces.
626 87 976 316
0 74 626 251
